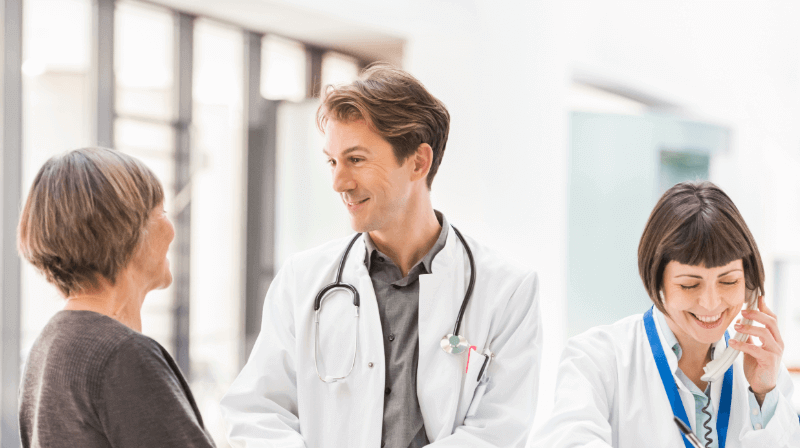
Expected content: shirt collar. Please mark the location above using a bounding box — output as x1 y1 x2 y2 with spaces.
654 306 727 364
654 307 682 360
363 210 449 272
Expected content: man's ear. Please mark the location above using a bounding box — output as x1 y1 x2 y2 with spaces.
409 143 433 182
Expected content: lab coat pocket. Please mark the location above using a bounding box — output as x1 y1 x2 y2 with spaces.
460 350 489 419
466 383 488 417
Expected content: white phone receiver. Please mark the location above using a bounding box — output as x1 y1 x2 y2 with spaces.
701 287 761 382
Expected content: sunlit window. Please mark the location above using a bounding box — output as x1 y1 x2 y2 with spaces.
321 51 360 91
115 1 174 120
261 35 306 101
20 0 92 358
191 19 245 446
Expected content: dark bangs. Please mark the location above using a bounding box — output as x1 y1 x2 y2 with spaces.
662 206 752 270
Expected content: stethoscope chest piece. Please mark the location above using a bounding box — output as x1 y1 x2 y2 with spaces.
440 333 469 354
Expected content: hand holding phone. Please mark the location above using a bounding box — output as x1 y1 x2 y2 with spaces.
730 293 784 400
700 288 761 382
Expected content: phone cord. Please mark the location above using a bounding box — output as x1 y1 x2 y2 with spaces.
701 382 714 448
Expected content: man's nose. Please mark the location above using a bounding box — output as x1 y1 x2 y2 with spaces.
332 164 355 193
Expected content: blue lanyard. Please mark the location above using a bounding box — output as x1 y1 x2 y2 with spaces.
644 307 733 448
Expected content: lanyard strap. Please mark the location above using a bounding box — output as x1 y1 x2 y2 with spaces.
643 307 733 448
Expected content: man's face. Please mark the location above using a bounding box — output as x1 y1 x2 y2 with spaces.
323 119 414 233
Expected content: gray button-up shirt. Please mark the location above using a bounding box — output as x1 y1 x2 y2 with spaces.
363 212 449 448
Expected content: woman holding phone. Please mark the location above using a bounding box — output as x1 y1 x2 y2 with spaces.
531 181 799 447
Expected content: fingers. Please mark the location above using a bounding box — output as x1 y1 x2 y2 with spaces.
729 338 771 361
742 300 784 350
734 322 781 354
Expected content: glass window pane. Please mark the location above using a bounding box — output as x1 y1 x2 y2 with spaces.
261 35 306 101
115 118 175 156
21 0 92 357
191 19 245 445
115 1 174 120
321 51 360 91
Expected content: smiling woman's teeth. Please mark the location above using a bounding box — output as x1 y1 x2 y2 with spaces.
692 312 722 323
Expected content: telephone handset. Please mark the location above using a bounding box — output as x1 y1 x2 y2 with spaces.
700 288 761 382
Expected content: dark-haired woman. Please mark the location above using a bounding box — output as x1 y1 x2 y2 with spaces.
531 181 799 448
18 147 215 447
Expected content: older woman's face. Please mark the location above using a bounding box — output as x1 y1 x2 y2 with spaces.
661 258 745 345
134 204 175 291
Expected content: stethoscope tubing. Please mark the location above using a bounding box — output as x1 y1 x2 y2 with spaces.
313 226 475 382
450 226 476 337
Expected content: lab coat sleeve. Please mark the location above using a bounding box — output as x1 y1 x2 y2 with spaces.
527 328 616 448
737 365 800 448
220 257 307 448
427 271 543 448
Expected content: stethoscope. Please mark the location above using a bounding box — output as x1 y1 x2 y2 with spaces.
314 226 476 383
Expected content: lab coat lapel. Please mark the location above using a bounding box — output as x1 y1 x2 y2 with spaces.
344 235 386 447
417 227 466 441
351 238 386 376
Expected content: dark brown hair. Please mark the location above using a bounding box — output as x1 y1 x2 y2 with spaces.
18 147 164 296
317 63 450 189
638 181 764 314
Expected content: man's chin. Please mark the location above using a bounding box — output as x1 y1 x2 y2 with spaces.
349 216 377 234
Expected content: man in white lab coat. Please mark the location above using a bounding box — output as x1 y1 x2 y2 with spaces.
220 64 542 448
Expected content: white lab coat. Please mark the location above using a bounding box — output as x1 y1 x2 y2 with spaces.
530 311 800 448
221 226 542 448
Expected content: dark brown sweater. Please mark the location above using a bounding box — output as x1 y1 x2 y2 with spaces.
19 310 216 448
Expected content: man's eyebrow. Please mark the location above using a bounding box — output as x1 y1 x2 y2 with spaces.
322 146 370 157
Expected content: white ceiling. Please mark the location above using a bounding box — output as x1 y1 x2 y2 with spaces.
147 0 405 66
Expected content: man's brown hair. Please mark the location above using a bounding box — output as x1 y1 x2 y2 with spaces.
638 181 764 314
18 147 165 296
317 63 450 189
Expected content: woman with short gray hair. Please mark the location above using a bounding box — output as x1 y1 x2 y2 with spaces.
18 147 215 447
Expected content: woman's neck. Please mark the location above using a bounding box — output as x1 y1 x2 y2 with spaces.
63 271 146 332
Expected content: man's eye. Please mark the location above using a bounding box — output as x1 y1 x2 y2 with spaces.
327 159 335 166
350 157 362 163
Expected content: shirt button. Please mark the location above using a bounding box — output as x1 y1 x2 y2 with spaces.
754 423 762 430
388 334 395 342
752 408 759 416
368 362 374 368
385 387 391 395
392 284 401 289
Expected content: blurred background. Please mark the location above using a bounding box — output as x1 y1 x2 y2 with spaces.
2 0 800 446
